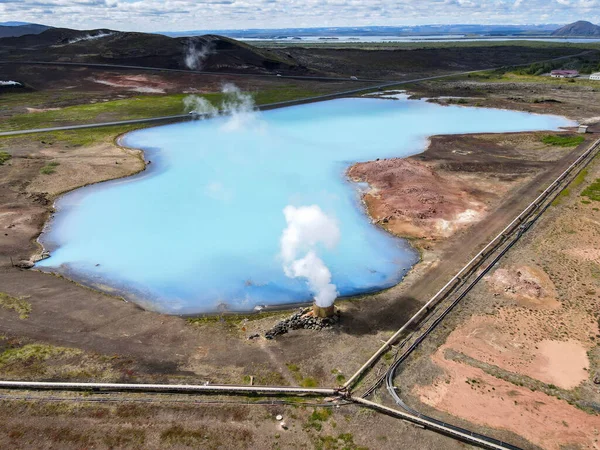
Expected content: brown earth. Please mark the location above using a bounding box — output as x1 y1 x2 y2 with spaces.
395 124 600 449
0 393 464 450
1 62 600 448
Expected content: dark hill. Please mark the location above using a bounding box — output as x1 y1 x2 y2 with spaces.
0 23 51 38
552 20 600 36
0 28 304 75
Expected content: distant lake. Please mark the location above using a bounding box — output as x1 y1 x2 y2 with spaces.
240 35 600 44
36 97 575 314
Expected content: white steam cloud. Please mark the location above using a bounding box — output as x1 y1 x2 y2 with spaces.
183 96 218 116
0 80 21 86
67 32 114 44
184 83 262 132
220 83 261 131
184 39 215 71
280 205 340 308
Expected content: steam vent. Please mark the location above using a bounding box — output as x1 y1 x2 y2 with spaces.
313 303 335 318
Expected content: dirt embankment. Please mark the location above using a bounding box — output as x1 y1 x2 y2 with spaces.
348 131 575 249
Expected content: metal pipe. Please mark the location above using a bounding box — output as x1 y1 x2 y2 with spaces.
352 397 520 450
0 380 337 396
343 137 600 390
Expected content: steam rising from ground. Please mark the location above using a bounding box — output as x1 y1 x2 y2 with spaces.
67 32 114 44
184 83 262 131
280 205 340 308
184 39 215 71
183 96 218 116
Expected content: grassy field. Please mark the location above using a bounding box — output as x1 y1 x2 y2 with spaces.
541 135 585 147
0 86 321 133
0 124 149 147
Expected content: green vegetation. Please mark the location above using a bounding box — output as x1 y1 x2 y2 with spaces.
317 433 368 450
0 344 79 366
286 363 300 372
541 134 585 147
553 168 589 206
515 56 600 75
300 377 318 388
40 161 60 175
0 151 11 165
0 292 31 319
0 86 321 133
286 362 319 387
581 178 600 202
305 408 333 431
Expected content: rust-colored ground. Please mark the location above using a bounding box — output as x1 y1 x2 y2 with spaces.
404 140 600 450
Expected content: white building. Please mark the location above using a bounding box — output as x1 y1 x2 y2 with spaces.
590 73 600 81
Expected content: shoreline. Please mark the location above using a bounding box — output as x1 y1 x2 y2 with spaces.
26 95 580 317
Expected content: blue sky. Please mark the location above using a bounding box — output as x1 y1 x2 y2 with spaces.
0 0 598 32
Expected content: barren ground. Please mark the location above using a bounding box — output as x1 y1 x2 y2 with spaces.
391 80 600 449
1 63 600 448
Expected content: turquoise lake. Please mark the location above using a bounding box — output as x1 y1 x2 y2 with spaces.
36 97 575 314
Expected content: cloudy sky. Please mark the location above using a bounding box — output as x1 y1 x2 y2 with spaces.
1 0 599 32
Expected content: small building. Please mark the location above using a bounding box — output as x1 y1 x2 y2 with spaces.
578 125 589 134
590 72 600 81
550 70 579 78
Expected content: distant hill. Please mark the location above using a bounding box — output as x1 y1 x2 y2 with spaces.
552 21 600 37
0 28 305 75
0 23 51 38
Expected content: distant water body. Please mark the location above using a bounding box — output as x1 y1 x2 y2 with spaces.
240 35 600 44
36 97 575 314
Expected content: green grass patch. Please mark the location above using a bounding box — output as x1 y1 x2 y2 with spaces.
0 344 79 366
581 178 600 202
0 151 11 165
299 377 318 388
541 134 585 147
305 408 332 431
40 161 60 175
286 363 300 372
0 87 321 133
0 292 31 319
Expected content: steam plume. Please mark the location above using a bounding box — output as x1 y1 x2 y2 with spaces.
184 39 215 71
280 205 340 308
183 96 218 116
184 83 262 131
220 83 261 131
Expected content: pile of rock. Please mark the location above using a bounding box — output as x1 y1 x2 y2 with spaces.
265 307 339 340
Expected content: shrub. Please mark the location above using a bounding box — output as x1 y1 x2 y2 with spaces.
541 135 584 147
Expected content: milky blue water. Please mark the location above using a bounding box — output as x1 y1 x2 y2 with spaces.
36 97 575 314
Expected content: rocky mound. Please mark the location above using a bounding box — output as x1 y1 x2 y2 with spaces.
264 308 339 339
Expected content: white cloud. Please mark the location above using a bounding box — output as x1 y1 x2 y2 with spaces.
0 0 598 31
